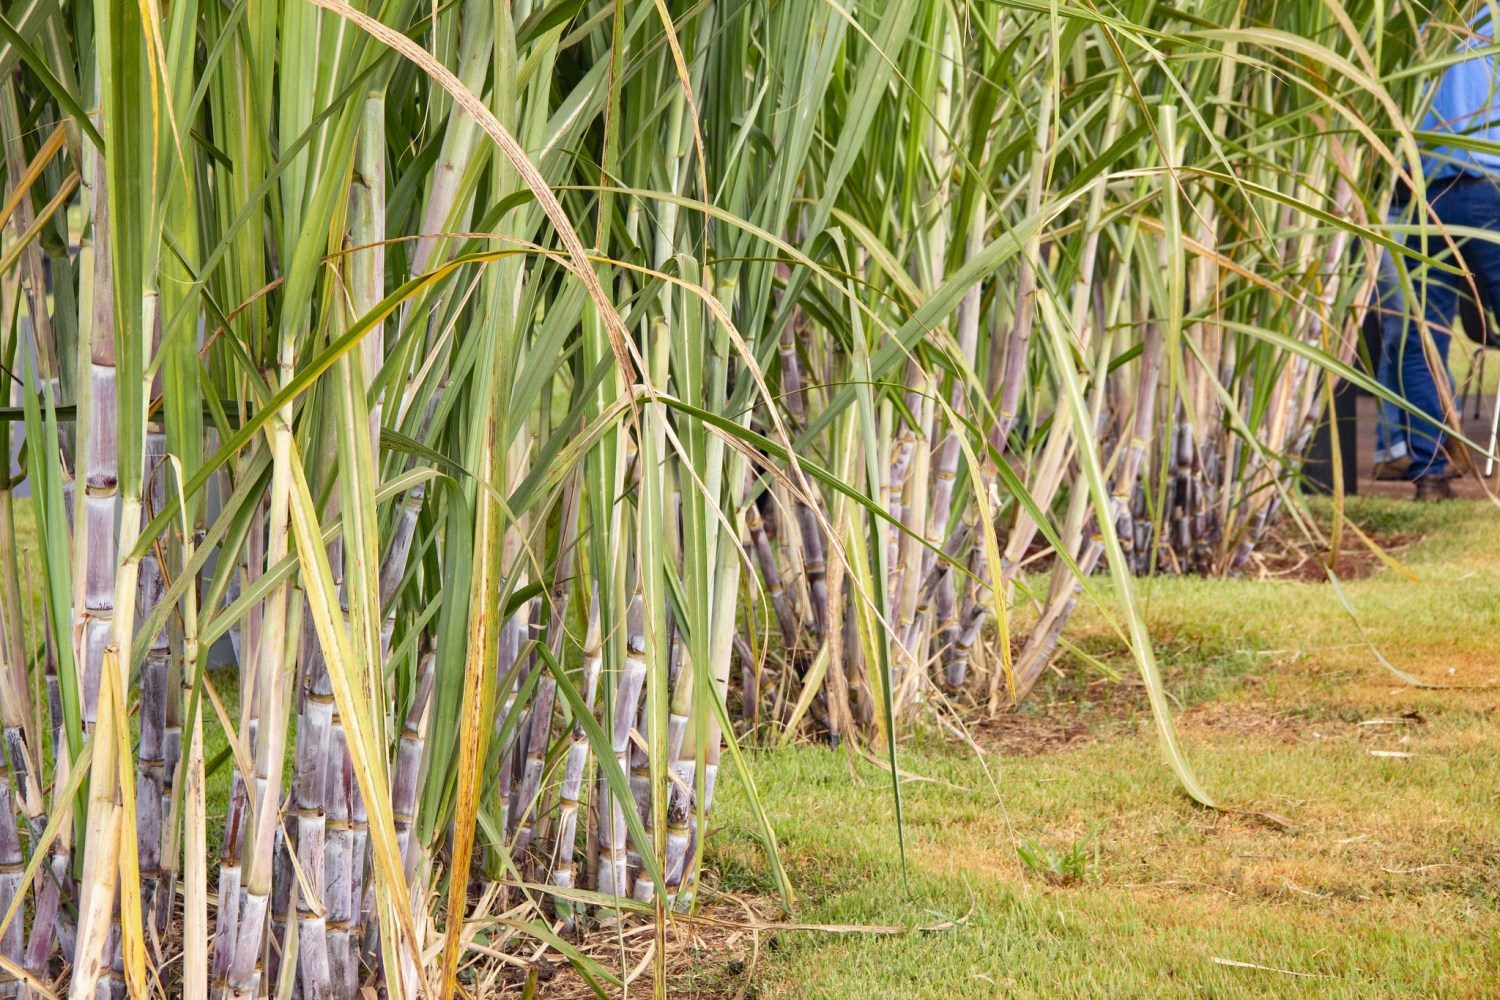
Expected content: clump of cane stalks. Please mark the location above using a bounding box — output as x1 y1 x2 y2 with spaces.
0 0 1458 996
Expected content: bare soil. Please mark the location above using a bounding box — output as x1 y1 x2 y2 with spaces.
1247 527 1421 583
477 894 776 999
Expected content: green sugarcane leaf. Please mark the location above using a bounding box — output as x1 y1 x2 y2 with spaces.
0 14 103 148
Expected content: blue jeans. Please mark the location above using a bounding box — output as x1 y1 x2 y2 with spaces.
1392 177 1500 478
1373 244 1408 463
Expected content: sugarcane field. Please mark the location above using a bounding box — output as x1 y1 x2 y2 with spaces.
5 0 1500 996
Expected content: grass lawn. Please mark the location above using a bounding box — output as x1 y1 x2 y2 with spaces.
707 497 1500 999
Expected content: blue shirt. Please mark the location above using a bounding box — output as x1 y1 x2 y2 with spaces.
1420 13 1500 179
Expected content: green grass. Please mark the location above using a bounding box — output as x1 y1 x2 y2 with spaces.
706 497 1500 999
1446 331 1500 397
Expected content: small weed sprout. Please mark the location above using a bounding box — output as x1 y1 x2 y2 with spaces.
1016 828 1101 885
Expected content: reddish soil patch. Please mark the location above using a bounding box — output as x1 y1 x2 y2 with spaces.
964 675 1157 755
1017 511 1421 585
479 894 773 998
1248 529 1420 583
969 710 1096 756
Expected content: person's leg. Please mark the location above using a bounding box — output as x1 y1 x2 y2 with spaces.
1374 244 1410 470
1398 213 1461 480
1446 182 1500 473
1411 180 1500 478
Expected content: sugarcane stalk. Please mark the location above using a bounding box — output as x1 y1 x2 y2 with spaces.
74 133 115 742
393 654 436 884
317 551 356 1000
0 487 45 957
944 543 991 702
509 575 542 827
891 389 932 701
630 617 683 905
328 755 360 995
883 394 918 593
66 107 133 996
513 483 581 867
299 390 360 997
407 0 491 282
266 823 296 995
548 593 601 931
342 105 387 968
323 745 354 1000
0 735 23 998
597 596 645 901
379 484 425 609
796 499 828 644
673 473 748 908
349 646 432 1000
947 91 1056 698
775 255 810 427
774 481 813 643
745 495 798 654
295 627 333 1000
1013 315 1160 698
210 775 245 985
660 630 694 900
351 90 386 452
345 759 369 995
179 576 208 1000
156 642 183 935
625 700 651 901
222 324 303 994
487 603 526 865
211 499 265 987
923 244 981 594
135 430 168 937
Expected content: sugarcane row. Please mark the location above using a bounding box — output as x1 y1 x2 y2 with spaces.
0 2 1412 996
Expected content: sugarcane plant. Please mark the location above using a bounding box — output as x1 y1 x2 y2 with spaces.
731 0 1459 721
0 0 1471 997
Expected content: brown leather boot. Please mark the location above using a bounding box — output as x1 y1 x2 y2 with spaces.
1413 475 1456 502
1372 455 1413 480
